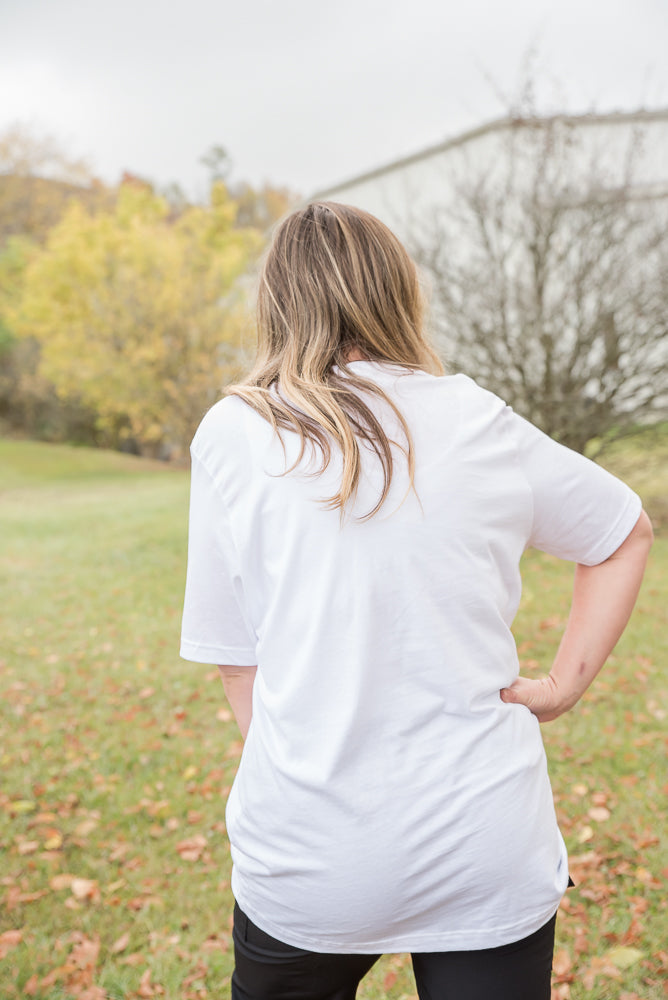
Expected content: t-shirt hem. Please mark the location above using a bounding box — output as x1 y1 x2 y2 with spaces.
581 492 642 566
232 889 563 954
179 640 257 666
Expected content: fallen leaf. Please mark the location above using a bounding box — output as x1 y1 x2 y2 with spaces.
32 811 57 823
632 831 659 849
606 946 644 970
17 840 40 855
51 874 75 891
0 928 23 959
383 970 398 990
8 800 36 814
634 866 660 886
588 806 611 822
127 894 164 910
137 968 156 998
70 934 100 968
109 842 130 861
582 954 622 989
553 949 573 977
40 964 69 989
577 825 594 843
23 974 40 996
110 931 130 954
120 951 145 966
176 834 207 861
539 615 563 630
75 819 98 837
71 878 99 901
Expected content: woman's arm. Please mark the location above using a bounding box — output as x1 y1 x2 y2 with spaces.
218 665 257 740
501 509 653 722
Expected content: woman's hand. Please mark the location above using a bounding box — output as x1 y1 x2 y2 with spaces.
500 674 570 723
501 509 653 723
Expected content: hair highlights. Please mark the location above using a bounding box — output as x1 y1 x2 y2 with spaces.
227 201 443 518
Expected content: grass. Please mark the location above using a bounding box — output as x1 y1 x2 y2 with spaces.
0 434 666 1000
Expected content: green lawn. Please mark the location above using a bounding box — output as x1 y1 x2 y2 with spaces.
0 437 666 1000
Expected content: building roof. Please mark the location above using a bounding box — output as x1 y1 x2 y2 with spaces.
312 107 668 200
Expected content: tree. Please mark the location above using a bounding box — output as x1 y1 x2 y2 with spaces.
232 181 296 232
0 123 105 245
200 144 232 185
0 124 111 441
411 115 668 453
12 181 263 456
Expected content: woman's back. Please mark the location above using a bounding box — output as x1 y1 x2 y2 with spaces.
181 360 639 953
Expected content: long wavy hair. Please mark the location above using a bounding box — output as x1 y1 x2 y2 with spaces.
227 201 444 518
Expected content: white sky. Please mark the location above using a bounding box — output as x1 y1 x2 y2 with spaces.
0 0 666 200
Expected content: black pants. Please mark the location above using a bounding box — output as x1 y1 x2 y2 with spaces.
231 903 557 1000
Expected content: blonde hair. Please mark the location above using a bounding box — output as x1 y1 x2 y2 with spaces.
227 201 443 518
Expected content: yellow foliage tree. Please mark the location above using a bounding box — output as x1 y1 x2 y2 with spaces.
13 182 262 456
0 122 105 245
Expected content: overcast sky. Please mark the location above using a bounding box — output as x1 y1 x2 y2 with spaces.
1 0 666 200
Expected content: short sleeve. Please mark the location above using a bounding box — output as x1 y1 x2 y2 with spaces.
506 410 642 565
180 450 257 665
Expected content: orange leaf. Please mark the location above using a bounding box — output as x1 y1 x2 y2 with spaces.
23 974 40 996
51 873 75 891
588 806 611 822
110 931 130 954
71 878 99 901
383 970 398 990
137 968 155 998
70 935 100 969
17 840 40 855
176 834 207 861
553 948 573 977
127 894 163 911
120 951 145 966
18 890 49 905
75 819 99 837
0 928 23 959
40 964 71 988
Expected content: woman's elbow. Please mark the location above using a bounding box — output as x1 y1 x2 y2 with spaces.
611 508 654 562
633 509 654 550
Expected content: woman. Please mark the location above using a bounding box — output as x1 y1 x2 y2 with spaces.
180 202 652 1000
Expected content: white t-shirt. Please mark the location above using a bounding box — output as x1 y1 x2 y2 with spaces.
180 362 641 953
